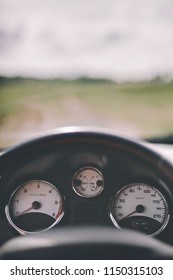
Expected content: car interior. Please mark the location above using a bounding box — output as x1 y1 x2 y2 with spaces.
0 127 173 259
1 0 173 262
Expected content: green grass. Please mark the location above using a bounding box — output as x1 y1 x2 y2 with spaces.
0 77 173 147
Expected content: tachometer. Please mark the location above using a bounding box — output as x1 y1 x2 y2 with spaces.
109 183 169 236
5 180 64 234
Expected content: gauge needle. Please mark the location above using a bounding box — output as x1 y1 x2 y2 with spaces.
121 210 137 220
17 206 34 216
121 205 145 220
16 201 41 216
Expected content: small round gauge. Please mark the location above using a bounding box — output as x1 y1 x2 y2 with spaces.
72 167 104 198
109 183 169 236
5 180 64 234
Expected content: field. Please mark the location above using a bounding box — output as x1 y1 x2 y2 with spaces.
0 77 173 147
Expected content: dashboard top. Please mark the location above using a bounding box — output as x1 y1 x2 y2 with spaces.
0 127 173 259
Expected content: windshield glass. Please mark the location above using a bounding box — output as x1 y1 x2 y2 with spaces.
0 0 173 147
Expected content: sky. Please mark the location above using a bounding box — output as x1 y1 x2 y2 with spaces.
0 0 173 81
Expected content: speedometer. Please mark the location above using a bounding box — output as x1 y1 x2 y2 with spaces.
109 183 169 236
5 180 64 235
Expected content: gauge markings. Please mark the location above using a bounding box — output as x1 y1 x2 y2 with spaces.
6 180 64 234
109 183 169 236
72 167 104 198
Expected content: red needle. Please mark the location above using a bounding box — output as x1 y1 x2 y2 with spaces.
121 210 137 220
16 201 41 217
16 206 33 216
121 205 145 220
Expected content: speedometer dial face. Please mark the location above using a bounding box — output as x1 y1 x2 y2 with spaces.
5 180 64 234
109 183 169 236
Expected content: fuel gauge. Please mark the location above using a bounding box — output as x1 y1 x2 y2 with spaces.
72 167 104 198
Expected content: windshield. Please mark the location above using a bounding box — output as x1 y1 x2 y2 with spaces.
0 0 173 147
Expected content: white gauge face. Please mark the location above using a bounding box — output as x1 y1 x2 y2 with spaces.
109 183 169 236
6 180 64 234
72 167 104 197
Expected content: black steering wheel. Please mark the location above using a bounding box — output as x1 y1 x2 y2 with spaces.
0 127 173 259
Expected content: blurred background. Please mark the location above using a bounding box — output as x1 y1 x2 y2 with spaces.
0 0 173 147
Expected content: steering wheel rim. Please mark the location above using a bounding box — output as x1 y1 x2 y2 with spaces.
1 126 173 259
1 226 173 259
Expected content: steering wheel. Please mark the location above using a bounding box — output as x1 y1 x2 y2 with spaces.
0 127 173 259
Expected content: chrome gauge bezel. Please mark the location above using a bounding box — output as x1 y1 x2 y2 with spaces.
109 183 170 237
5 180 65 235
72 166 104 198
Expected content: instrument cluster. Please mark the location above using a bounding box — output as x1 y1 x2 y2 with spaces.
5 166 170 237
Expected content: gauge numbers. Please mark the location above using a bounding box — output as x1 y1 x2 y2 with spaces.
5 180 64 234
109 183 169 236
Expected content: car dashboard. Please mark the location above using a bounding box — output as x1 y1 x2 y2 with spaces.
0 127 173 259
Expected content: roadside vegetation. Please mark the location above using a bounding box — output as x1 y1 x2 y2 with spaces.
0 77 173 147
